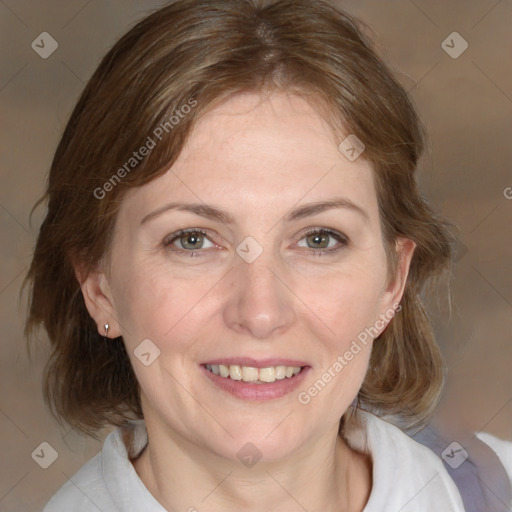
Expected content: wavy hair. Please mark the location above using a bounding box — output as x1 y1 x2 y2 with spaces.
24 0 454 436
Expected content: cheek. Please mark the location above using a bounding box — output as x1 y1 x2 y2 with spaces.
298 263 387 349
295 268 382 414
110 237 388 360
110 257 220 350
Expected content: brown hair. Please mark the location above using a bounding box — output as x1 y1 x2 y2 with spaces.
24 0 454 436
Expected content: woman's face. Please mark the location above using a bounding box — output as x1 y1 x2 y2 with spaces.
90 92 413 463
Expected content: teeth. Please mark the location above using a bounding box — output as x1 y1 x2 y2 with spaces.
206 364 302 383
242 366 259 382
230 365 242 381
259 367 275 382
275 366 286 380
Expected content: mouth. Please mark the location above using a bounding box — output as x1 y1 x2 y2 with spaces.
200 359 310 401
204 363 304 384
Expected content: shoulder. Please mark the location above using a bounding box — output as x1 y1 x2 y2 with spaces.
344 410 465 511
42 420 159 512
477 431 512 484
42 452 115 512
42 423 136 512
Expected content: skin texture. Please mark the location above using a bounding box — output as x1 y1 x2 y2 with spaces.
80 92 415 511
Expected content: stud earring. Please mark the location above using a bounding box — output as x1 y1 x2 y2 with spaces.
104 323 110 338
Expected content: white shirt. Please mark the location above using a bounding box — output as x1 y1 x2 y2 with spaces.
477 431 512 489
43 411 465 511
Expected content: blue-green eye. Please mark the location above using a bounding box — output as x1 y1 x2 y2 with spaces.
163 227 348 258
298 228 348 254
164 229 214 253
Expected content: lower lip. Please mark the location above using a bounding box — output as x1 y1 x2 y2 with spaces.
200 365 310 401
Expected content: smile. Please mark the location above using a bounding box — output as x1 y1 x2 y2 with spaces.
205 363 303 384
201 360 310 400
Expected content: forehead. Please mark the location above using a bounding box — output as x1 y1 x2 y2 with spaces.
177 92 347 175
120 92 378 224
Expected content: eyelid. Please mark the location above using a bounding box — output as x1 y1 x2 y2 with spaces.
163 227 349 256
163 228 216 251
300 227 348 243
296 227 349 252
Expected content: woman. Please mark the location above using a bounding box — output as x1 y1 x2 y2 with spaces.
25 0 467 510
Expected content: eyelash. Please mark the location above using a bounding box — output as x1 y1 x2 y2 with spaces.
163 228 211 258
301 228 349 256
163 227 349 258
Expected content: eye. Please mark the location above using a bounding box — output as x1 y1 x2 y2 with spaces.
163 229 216 254
297 228 348 255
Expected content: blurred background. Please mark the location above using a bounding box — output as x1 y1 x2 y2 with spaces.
1 0 511 510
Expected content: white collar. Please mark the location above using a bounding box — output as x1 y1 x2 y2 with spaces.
100 410 464 511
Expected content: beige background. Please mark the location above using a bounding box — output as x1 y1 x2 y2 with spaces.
1 0 511 510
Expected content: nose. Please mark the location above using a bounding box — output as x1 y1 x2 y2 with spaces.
223 257 296 340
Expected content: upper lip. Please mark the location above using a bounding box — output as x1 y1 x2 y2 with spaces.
202 357 309 368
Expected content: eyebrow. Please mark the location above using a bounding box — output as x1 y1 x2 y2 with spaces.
140 198 369 226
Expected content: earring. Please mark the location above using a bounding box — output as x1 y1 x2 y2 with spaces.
104 323 110 338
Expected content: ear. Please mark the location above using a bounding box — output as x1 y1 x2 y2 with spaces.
74 263 122 339
374 237 416 334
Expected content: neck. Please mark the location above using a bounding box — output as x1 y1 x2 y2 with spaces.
132 416 372 512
